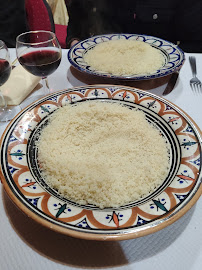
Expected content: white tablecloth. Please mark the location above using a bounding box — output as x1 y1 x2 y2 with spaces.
0 49 201 270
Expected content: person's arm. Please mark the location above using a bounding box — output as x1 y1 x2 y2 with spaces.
66 0 87 48
66 0 130 48
175 0 202 52
0 0 27 47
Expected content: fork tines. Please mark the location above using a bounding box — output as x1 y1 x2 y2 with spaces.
189 56 202 93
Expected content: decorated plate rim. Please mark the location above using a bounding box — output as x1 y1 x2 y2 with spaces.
67 34 185 80
0 85 201 241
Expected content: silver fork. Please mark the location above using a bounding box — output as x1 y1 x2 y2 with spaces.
189 56 202 93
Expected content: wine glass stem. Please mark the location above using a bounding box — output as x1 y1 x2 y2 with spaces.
0 90 19 122
41 77 50 95
0 90 7 109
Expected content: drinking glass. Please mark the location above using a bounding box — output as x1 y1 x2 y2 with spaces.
16 30 62 103
0 40 20 122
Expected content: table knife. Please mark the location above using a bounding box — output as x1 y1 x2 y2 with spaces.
162 71 179 96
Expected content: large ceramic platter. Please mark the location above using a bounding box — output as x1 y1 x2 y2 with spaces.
0 85 201 241
68 34 185 80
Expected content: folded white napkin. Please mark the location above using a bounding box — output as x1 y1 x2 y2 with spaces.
0 65 41 105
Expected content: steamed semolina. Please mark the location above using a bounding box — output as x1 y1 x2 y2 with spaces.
83 39 165 76
37 102 169 208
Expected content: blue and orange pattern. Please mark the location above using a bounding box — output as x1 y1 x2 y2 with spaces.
1 85 201 237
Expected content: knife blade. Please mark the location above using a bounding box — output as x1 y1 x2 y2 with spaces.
162 71 179 96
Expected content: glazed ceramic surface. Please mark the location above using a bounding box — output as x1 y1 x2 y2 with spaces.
68 34 185 80
0 85 201 240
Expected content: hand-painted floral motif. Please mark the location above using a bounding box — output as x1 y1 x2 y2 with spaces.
68 34 185 80
0 85 201 240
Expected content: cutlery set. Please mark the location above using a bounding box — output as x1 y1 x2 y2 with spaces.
189 56 202 93
163 56 201 96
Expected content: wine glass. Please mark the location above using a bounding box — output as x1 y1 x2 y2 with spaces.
16 30 62 105
0 40 21 122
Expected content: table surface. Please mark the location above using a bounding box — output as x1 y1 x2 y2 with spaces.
0 49 201 270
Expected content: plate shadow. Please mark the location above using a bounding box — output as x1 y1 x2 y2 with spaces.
2 188 195 268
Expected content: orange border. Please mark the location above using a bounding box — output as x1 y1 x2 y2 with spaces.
0 85 201 241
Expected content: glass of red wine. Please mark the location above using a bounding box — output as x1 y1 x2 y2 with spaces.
16 30 62 104
0 40 20 122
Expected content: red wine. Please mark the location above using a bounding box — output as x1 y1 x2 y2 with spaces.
19 50 61 77
0 59 11 86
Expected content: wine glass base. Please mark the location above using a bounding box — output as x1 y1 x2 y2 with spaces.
0 106 21 122
0 95 46 122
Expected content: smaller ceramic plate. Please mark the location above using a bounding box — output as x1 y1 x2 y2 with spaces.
0 85 201 241
68 34 185 80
